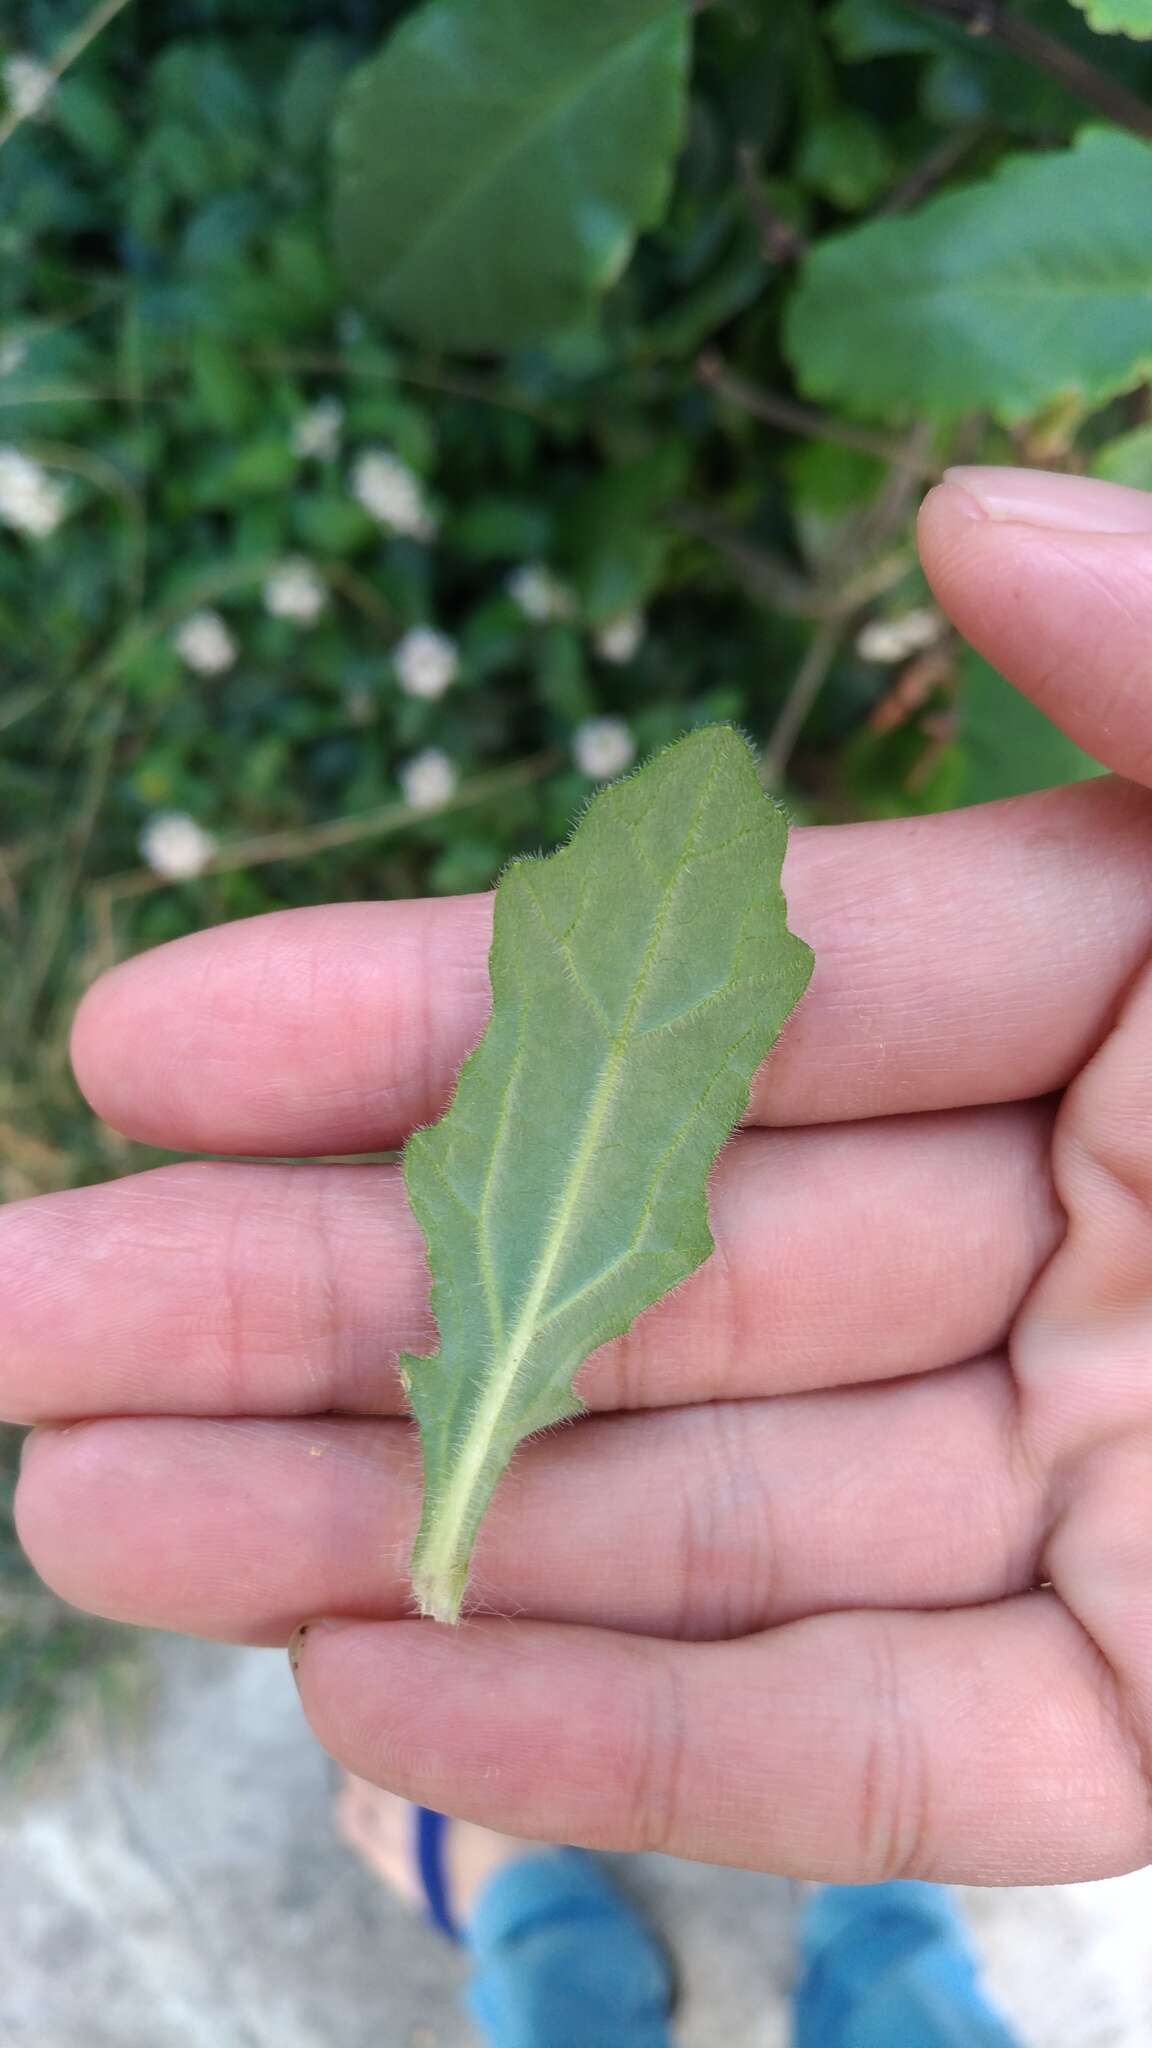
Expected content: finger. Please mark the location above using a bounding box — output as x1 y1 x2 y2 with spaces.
920 466 1152 784
289 1594 1149 1884
0 1104 1059 1422
16 1359 1042 1642
71 778 1152 1153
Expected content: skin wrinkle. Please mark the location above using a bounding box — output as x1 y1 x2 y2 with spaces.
852 1618 933 1884
17 1362 1045 1647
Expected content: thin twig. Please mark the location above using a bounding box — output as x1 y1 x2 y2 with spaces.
0 0 136 151
696 352 942 480
736 144 806 264
667 506 823 616
8 705 124 1036
878 124 986 216
85 754 556 972
762 617 849 789
905 0 1152 143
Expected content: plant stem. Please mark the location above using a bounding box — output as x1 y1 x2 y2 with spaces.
0 0 136 151
905 0 1152 143
762 616 849 788
697 352 940 477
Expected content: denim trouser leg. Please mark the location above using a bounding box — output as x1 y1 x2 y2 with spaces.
464 1849 674 2048
464 1859 1020 2048
793 1881 1022 2048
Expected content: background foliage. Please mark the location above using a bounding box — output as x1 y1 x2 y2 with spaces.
2 0 1151 1756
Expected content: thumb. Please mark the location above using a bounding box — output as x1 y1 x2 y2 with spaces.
918 466 1152 787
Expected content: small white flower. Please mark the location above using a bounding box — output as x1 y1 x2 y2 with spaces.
399 747 459 812
573 716 637 782
352 449 437 540
0 337 27 378
856 607 942 666
172 608 237 676
292 397 344 462
263 556 328 626
594 611 645 665
393 625 459 701
139 812 217 881
3 54 54 123
507 563 576 624
0 447 69 538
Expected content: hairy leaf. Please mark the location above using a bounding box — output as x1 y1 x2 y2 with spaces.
401 727 812 1621
785 130 1152 422
331 0 691 353
1071 0 1152 35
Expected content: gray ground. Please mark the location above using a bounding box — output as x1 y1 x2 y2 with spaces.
2 1637 1150 2047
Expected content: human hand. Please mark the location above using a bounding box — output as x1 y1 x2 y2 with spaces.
8 466 1152 1886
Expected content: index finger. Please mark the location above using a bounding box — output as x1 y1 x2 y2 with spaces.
72 776 1152 1156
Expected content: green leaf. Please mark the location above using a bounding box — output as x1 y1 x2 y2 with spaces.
958 654 1102 804
401 726 812 1621
1070 0 1152 36
795 110 895 212
332 0 692 352
786 130 1152 423
1093 422 1152 488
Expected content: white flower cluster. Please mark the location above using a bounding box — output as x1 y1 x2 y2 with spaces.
172 608 237 676
506 562 576 623
263 556 327 625
352 449 437 540
573 716 636 782
3 54 54 123
856 606 942 666
594 611 645 665
139 812 217 881
399 747 459 812
0 447 69 539
293 396 344 462
393 625 459 701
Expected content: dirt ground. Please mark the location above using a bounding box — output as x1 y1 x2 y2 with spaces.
2 1636 1150 2047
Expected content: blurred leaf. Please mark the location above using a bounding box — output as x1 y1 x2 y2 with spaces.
958 653 1102 803
1070 0 1152 33
563 445 685 622
453 497 554 560
786 131 1152 422
52 78 130 165
189 335 256 431
278 36 357 157
795 110 894 211
1092 421 1152 487
332 0 692 351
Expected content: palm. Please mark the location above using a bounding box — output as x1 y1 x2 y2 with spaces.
7 472 1152 1884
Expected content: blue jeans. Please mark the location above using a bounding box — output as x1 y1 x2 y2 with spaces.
464 1854 1020 2048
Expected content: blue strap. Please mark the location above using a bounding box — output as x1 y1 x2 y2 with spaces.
414 1806 460 1943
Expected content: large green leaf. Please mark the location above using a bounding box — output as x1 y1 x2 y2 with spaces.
785 129 1152 423
332 0 691 352
958 654 1102 804
1071 0 1152 36
402 727 812 1620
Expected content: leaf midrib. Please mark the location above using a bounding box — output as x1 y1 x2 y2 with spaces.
376 10 679 304
445 749 722 1521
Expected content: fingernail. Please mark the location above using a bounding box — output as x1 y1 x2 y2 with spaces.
944 466 1152 535
288 1622 311 1681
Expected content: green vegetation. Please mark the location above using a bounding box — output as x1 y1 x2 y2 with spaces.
2 0 1148 1752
